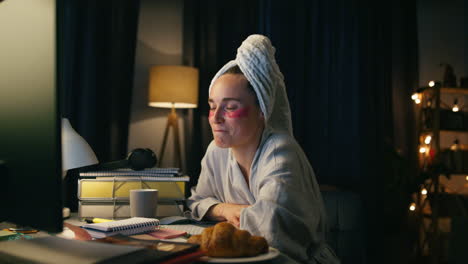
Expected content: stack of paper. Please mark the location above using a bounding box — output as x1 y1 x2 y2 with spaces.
80 168 182 178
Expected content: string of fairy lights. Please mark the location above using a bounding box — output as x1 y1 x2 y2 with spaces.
411 81 465 112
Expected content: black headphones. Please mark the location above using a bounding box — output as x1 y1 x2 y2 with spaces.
99 148 157 171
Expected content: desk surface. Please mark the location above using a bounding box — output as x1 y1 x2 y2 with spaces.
1 215 299 264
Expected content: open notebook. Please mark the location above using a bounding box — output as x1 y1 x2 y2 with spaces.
82 217 159 238
159 225 205 236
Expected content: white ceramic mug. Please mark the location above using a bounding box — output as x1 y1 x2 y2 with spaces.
129 189 158 218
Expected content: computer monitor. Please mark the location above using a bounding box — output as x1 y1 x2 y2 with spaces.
0 0 63 232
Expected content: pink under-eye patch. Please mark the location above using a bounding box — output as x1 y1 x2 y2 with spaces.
225 107 249 118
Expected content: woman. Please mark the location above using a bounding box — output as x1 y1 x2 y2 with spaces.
187 35 339 264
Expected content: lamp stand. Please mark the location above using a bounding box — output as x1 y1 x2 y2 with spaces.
158 105 182 168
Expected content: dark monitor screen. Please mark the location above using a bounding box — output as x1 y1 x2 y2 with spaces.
0 0 63 233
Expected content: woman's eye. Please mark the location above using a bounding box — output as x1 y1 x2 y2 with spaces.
225 106 238 111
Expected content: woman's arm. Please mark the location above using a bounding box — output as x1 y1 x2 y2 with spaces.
188 143 251 225
206 203 250 227
187 143 226 220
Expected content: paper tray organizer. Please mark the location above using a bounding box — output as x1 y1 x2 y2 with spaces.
78 178 187 200
79 200 184 218
78 177 188 219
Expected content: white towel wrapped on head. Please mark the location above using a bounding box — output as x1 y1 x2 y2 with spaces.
209 34 293 135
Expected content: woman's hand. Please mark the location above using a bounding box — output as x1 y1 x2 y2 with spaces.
207 203 250 228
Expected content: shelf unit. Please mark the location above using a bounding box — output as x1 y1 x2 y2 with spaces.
414 83 468 263
438 87 468 94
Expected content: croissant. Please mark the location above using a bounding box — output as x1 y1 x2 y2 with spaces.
187 222 268 258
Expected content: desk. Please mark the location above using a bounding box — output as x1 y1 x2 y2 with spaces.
0 215 299 264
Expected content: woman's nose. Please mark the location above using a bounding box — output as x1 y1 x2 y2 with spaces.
210 108 224 123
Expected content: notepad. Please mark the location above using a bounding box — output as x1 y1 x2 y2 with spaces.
82 217 159 238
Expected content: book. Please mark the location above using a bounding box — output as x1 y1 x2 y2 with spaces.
115 167 181 173
82 217 159 238
0 230 18 241
80 168 181 177
95 176 189 181
0 236 162 264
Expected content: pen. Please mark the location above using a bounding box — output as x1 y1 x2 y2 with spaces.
8 227 39 233
84 218 114 224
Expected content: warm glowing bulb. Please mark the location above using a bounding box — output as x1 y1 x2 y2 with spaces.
411 93 418 100
466 176 468 181
419 147 427 153
424 135 432 144
421 188 428 195
429 81 435 87
409 203 416 211
453 105 459 112
415 98 421 104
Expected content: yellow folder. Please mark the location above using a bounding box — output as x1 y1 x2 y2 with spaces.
78 178 187 200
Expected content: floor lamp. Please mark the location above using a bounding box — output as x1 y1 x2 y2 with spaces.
148 65 199 168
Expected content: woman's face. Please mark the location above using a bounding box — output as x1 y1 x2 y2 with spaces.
208 74 264 149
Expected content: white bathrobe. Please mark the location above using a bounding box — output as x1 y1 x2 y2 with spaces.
187 127 339 264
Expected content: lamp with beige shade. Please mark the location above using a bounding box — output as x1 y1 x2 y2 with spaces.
148 65 199 168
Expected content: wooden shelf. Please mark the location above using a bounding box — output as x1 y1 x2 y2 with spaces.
440 130 468 135
421 129 468 134
423 86 468 94
441 87 468 94
441 145 468 151
415 85 468 261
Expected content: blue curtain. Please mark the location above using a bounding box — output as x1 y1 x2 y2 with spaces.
59 0 140 163
259 0 380 188
58 0 140 211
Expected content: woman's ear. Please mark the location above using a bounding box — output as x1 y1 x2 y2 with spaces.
258 109 265 120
